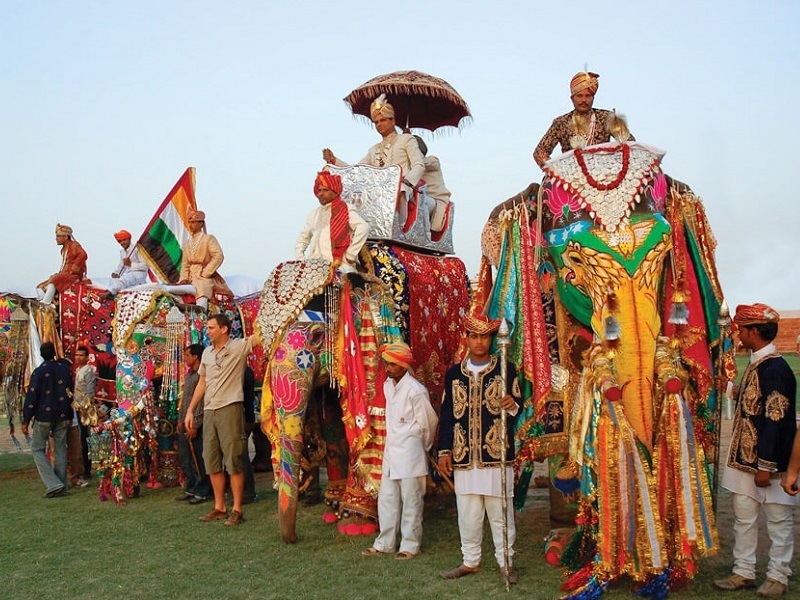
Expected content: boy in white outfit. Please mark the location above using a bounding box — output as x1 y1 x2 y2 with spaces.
363 342 438 560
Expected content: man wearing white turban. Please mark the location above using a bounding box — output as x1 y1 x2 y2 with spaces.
322 94 428 228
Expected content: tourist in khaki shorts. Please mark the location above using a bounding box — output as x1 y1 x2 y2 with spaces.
184 313 258 526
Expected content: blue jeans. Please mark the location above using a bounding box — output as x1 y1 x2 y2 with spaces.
31 420 69 494
178 427 211 498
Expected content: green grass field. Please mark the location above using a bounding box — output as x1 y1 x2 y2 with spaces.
1 447 798 600
1 353 799 599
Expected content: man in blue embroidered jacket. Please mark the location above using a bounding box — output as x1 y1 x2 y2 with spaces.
715 303 797 597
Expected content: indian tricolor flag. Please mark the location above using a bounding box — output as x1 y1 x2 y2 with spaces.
137 167 197 283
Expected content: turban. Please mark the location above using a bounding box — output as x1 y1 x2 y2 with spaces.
314 170 343 196
733 303 780 326
570 71 600 96
188 209 206 222
370 93 395 120
55 223 73 236
380 342 413 369
462 313 501 335
114 229 132 242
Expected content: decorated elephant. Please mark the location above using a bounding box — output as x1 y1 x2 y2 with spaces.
479 141 736 595
257 246 469 544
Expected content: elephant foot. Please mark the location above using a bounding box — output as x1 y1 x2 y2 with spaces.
281 531 299 545
336 515 378 536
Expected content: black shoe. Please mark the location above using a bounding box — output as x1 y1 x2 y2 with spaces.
175 492 194 502
188 495 210 505
43 487 67 498
242 493 258 505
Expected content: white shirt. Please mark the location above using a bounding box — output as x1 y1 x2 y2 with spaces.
114 245 148 276
721 343 798 506
453 359 518 497
295 202 369 268
382 371 438 480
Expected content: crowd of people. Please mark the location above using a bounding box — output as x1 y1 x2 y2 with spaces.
19 72 799 596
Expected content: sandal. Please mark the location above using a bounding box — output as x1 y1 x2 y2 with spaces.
395 551 417 561
361 547 388 557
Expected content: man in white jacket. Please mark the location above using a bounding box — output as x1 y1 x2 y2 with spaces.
363 342 438 560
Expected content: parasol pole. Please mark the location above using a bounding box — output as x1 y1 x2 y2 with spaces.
497 318 511 591
712 300 731 511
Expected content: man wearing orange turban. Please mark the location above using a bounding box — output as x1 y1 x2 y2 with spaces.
37 224 89 304
715 303 797 596
363 341 437 560
105 229 149 296
295 171 369 274
533 71 635 168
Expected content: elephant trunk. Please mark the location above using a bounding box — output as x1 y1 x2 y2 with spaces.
593 280 660 451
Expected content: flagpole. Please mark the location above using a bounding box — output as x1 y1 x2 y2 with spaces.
497 318 511 591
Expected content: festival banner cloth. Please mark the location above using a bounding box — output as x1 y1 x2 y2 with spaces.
59 284 115 360
137 167 197 283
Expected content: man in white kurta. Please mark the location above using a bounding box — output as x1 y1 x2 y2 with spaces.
295 171 369 273
438 314 521 584
364 342 437 559
106 230 149 294
322 94 429 227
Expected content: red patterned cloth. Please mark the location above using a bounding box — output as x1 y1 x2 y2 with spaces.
329 198 351 264
59 283 115 360
390 247 470 405
235 293 266 384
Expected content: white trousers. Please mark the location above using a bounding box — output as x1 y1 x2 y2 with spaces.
373 474 426 554
456 493 516 568
106 271 147 294
732 492 794 585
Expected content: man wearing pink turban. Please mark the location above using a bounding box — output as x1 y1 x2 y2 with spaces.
533 71 635 168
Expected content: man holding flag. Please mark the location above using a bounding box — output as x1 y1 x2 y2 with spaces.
103 229 149 297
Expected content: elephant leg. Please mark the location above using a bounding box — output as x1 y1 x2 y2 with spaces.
321 387 348 511
275 412 306 543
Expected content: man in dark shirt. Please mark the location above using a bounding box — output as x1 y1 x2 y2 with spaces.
176 344 212 504
22 342 74 497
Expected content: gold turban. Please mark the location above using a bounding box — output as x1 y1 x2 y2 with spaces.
188 209 206 222
55 223 73 236
733 303 780 326
570 71 600 96
370 93 395 120
461 313 501 335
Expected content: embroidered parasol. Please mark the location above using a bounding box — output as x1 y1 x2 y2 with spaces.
344 70 472 133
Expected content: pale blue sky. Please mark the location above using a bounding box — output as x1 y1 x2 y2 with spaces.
2 1 798 310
